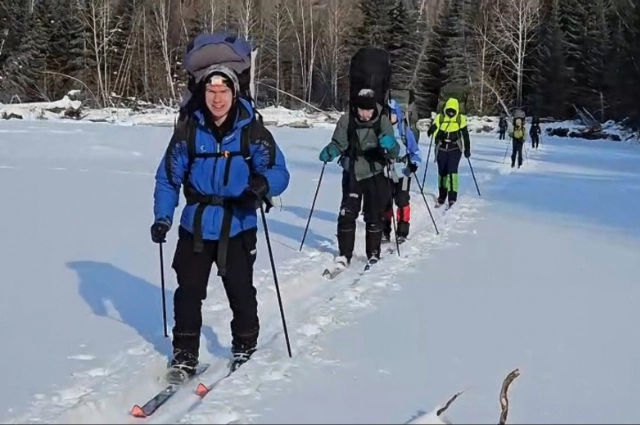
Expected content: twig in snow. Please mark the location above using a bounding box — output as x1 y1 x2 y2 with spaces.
436 391 464 416
498 368 520 425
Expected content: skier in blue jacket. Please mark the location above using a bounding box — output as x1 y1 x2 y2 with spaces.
382 98 421 242
150 66 290 376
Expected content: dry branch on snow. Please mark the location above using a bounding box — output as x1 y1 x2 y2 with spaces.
406 368 521 425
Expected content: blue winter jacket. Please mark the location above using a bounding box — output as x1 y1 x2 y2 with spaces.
153 98 290 240
389 99 422 176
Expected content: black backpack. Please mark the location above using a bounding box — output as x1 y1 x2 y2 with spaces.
348 47 392 116
345 46 392 163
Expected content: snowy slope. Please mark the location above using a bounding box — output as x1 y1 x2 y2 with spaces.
0 120 639 424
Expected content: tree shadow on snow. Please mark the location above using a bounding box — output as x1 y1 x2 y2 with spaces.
68 260 229 362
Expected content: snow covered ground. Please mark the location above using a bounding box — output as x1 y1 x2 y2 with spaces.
0 117 639 424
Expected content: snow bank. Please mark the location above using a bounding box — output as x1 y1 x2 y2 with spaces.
1 95 502 132
0 96 82 120
544 118 639 142
4 96 635 143
0 97 341 129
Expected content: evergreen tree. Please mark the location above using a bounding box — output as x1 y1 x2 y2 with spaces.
533 0 569 118
350 0 394 51
0 0 47 102
421 13 447 113
582 0 610 120
387 0 418 89
439 0 479 113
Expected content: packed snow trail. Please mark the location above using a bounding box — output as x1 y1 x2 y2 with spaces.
1 119 639 423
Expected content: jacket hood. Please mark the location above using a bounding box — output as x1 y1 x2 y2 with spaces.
444 98 460 116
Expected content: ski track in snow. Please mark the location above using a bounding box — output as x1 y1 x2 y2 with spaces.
1 119 628 424
4 155 497 423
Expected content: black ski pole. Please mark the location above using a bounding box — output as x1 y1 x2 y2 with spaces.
159 242 168 338
421 135 434 191
299 162 326 251
386 165 401 257
502 139 510 163
411 171 439 235
467 157 481 197
260 205 292 358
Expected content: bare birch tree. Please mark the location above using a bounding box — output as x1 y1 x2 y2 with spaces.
197 0 224 33
285 0 322 103
263 0 289 106
319 0 351 107
150 0 177 103
236 0 260 41
80 0 115 106
488 0 542 106
472 0 499 113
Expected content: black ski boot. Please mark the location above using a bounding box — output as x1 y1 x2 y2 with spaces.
382 218 392 243
167 348 199 383
231 340 257 372
396 221 409 243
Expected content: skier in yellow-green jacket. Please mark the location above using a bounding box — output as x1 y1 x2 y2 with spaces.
427 97 471 208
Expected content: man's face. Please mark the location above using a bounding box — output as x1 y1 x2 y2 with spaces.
205 83 234 119
357 108 374 121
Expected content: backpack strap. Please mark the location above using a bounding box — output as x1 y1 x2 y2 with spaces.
165 114 195 192
175 106 277 274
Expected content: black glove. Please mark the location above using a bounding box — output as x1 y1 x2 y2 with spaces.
150 220 170 243
248 173 269 199
407 161 418 173
464 149 471 159
239 173 270 209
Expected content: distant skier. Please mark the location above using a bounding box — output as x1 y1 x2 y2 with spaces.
530 117 541 149
427 97 471 208
498 115 507 140
509 111 526 168
150 33 290 379
382 97 422 243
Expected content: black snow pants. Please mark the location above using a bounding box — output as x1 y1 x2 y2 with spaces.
531 134 539 149
511 138 524 167
499 129 506 140
338 169 390 260
436 146 463 204
171 225 259 357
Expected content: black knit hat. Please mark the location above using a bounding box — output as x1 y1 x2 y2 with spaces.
355 88 376 110
203 65 239 97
